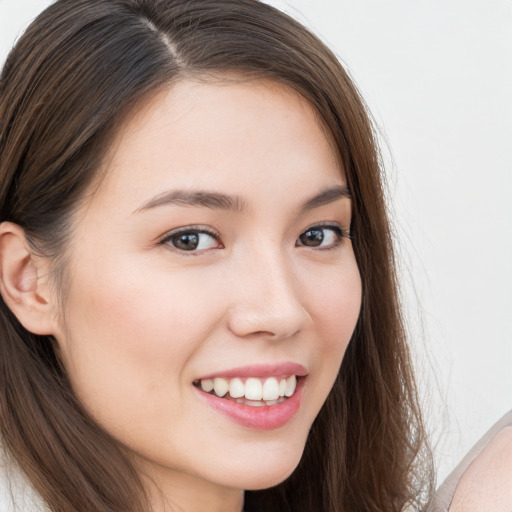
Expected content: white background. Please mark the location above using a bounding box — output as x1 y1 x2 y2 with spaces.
1 0 511 485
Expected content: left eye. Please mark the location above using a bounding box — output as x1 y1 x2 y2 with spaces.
296 225 346 248
163 230 220 251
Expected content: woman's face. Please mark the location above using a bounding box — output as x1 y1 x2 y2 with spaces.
52 79 361 500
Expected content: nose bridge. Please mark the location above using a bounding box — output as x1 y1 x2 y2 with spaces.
227 242 309 340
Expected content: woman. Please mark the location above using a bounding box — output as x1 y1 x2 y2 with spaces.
0 1 434 511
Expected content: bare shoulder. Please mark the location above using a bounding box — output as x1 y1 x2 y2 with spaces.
449 426 512 512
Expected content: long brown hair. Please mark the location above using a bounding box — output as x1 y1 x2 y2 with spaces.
0 1 434 511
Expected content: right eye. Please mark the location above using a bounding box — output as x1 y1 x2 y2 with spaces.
160 228 221 252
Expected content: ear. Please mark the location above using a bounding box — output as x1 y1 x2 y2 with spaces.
0 222 57 335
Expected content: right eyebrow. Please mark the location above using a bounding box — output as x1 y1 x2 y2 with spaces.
133 189 247 214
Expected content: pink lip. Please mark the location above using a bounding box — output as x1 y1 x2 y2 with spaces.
195 376 306 430
196 362 308 381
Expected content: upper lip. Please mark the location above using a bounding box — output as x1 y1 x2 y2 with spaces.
195 362 308 381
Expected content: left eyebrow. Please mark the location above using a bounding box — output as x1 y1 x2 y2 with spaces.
299 184 351 214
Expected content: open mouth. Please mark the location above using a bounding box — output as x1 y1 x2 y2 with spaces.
193 375 300 407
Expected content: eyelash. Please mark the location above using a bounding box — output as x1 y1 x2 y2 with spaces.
158 223 351 255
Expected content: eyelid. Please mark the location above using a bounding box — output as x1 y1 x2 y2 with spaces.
300 221 350 235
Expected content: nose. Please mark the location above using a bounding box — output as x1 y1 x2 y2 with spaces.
226 247 310 341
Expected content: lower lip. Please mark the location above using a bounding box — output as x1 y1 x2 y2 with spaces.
195 378 305 430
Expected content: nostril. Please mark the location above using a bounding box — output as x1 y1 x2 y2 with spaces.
226 302 307 341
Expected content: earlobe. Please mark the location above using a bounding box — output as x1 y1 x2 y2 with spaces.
0 222 55 335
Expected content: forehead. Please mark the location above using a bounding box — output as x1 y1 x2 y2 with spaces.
91 78 343 214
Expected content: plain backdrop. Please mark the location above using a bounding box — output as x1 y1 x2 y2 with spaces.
1 0 511 485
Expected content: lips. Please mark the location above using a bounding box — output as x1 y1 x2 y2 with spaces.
196 362 308 381
193 362 307 430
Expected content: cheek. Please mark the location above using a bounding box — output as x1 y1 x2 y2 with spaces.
311 261 362 353
57 255 222 431
64 253 219 352
303 257 361 402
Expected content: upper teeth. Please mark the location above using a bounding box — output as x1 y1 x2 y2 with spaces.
199 375 297 401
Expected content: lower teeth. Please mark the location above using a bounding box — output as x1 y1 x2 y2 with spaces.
233 397 286 407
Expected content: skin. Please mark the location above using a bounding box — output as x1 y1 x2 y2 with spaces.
9 79 362 511
449 427 512 512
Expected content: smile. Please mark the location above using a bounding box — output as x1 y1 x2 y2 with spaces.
193 363 307 429
194 375 298 406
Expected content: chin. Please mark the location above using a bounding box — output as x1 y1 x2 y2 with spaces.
220 442 305 491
